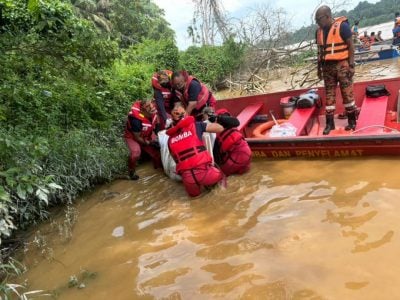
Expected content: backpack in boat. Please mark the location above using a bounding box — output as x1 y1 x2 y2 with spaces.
296 89 321 109
366 85 390 98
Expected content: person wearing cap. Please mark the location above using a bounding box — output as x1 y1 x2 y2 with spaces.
166 102 224 197
152 70 175 128
171 71 216 120
213 109 252 176
124 99 162 180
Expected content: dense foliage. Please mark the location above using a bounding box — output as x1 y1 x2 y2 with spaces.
0 0 180 260
180 38 246 89
0 1 187 296
0 1 243 271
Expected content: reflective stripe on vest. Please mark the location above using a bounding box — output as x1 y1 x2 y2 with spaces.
176 145 207 162
126 101 156 139
152 70 173 108
317 16 349 61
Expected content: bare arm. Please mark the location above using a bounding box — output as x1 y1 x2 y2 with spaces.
154 89 168 121
205 122 224 133
186 101 197 116
346 37 355 66
346 37 355 78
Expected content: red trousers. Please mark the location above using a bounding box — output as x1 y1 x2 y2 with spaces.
220 140 251 176
124 138 161 171
180 163 223 197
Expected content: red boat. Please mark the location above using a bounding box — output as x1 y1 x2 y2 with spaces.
215 77 400 159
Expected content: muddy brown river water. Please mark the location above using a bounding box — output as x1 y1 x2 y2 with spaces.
19 158 400 299
17 58 400 299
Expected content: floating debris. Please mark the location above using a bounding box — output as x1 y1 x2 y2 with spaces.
112 226 124 238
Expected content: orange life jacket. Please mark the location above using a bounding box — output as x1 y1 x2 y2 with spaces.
124 101 157 140
359 35 371 50
175 73 215 110
317 16 349 61
167 116 212 173
152 70 173 111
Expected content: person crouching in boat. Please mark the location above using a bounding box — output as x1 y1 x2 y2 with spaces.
171 71 216 120
376 31 384 42
315 6 357 135
202 108 252 176
166 102 224 197
124 99 162 180
359 31 371 50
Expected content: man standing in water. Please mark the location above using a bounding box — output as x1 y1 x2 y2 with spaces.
124 99 162 180
166 102 224 197
315 6 356 135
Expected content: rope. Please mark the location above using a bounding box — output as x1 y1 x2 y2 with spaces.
351 125 400 134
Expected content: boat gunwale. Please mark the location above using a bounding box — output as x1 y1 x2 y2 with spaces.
247 133 400 144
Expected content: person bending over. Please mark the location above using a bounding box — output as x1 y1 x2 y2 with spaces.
166 102 224 197
171 71 216 120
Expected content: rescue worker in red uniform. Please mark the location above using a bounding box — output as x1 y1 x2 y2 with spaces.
124 99 162 180
152 70 175 127
315 6 356 135
171 71 216 120
210 108 252 176
166 102 224 197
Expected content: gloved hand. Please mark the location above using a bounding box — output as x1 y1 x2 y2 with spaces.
165 118 173 128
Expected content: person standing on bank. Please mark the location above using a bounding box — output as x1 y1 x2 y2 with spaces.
315 6 357 135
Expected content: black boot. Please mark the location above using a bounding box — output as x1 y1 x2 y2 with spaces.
129 170 139 180
345 110 357 131
323 114 335 135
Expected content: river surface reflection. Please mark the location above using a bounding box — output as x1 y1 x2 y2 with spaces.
19 158 400 299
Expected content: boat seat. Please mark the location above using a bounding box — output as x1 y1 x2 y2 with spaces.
287 106 317 136
237 102 263 132
356 96 388 133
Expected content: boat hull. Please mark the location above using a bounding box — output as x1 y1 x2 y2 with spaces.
249 134 400 159
216 77 400 159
